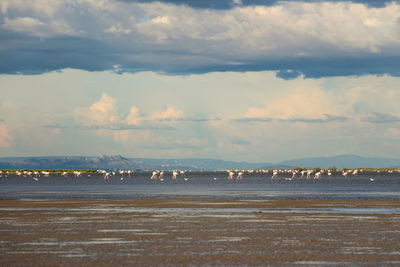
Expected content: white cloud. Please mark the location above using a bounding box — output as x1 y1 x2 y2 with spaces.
77 93 120 126
2 0 400 72
2 16 80 37
2 17 45 33
125 105 142 125
242 83 344 121
151 107 184 120
105 23 132 35
135 2 400 54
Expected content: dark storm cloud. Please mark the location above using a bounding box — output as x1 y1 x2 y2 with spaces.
119 0 392 9
0 30 123 75
2 28 400 78
0 34 400 80
1 1 400 79
189 56 400 79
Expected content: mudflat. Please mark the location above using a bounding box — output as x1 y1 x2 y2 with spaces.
1 198 399 266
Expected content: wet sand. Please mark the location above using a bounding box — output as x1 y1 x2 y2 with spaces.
1 198 400 266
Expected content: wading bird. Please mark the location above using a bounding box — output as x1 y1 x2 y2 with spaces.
271 170 278 179
151 171 158 180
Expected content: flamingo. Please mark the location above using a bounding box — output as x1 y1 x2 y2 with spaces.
306 170 313 179
104 172 111 180
228 171 235 179
271 170 278 179
300 170 307 178
151 171 158 180
172 171 179 179
314 172 321 179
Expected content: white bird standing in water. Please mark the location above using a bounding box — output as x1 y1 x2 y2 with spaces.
352 169 358 176
172 171 179 179
228 171 235 180
237 172 244 179
342 171 348 178
151 171 158 180
306 170 313 179
300 170 307 178
159 171 164 179
291 170 298 179
271 170 278 179
314 172 321 179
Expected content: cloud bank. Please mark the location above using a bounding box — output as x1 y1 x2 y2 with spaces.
1 0 400 78
119 0 393 9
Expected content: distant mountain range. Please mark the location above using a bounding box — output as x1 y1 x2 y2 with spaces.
0 154 399 170
280 154 400 169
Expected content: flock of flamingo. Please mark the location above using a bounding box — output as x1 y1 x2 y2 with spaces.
0 168 399 182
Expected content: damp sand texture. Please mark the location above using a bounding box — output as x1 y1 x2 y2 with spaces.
1 198 400 266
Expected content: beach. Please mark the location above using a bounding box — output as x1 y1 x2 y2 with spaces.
1 197 400 266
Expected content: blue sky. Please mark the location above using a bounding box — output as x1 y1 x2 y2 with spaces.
1 0 400 162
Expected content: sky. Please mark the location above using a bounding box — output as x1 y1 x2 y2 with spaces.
1 0 400 162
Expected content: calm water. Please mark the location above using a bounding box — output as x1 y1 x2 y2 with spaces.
1 172 399 200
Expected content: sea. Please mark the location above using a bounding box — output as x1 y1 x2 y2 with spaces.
1 171 399 200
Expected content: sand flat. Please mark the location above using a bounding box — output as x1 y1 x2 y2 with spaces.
0 198 400 266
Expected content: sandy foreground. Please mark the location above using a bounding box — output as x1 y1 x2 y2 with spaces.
0 197 400 266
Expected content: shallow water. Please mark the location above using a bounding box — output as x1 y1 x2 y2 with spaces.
0 172 399 200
